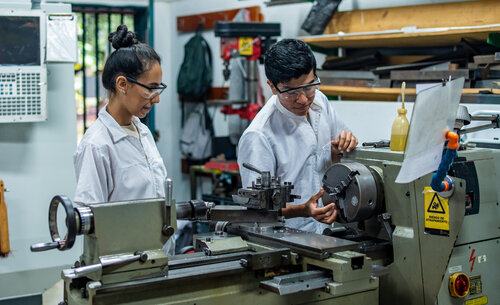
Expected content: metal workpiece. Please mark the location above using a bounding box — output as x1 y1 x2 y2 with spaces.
322 162 384 223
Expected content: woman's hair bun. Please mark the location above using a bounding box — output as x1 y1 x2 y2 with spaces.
108 24 138 50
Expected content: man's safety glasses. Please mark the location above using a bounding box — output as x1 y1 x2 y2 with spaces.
126 77 167 99
274 78 321 101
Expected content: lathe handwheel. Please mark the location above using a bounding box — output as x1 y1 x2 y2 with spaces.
48 195 77 250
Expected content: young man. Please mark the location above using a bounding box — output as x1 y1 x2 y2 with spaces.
237 39 358 234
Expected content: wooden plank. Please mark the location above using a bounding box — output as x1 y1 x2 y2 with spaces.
302 26 500 48
382 55 433 66
177 6 262 32
324 0 500 34
321 85 414 101
390 70 469 81
320 85 500 101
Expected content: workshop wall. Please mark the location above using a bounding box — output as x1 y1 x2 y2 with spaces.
0 3 83 299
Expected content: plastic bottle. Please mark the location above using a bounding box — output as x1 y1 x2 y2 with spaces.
390 82 410 151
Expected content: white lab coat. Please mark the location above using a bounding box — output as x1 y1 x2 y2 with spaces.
74 106 167 204
237 90 350 234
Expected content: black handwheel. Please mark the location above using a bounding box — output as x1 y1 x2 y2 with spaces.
48 195 77 250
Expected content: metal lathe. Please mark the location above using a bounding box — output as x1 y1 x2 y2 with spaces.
32 114 498 305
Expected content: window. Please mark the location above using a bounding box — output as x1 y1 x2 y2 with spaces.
73 5 147 142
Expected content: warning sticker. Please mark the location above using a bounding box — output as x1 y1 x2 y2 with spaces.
238 37 253 56
423 187 449 236
465 296 488 305
469 275 482 295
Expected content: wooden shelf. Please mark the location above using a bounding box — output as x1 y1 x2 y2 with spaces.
177 6 263 32
320 85 500 101
302 0 500 49
303 26 500 49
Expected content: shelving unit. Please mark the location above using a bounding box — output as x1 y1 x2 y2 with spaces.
302 25 500 49
301 0 500 101
320 86 500 102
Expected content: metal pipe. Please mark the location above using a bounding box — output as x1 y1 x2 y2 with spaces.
247 60 258 104
82 12 87 132
95 13 100 118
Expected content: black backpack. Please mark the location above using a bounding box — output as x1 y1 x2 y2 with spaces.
177 33 212 101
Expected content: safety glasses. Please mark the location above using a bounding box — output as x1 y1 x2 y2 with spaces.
126 76 167 99
274 77 321 101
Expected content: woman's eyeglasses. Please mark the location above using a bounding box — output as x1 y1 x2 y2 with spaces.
126 77 167 99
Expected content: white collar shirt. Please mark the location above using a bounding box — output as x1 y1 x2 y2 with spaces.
74 106 167 204
237 90 349 234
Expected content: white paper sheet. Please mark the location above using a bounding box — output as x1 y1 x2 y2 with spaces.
46 14 77 63
395 77 464 183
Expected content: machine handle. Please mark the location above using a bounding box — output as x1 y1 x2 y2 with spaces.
30 241 60 252
243 163 263 174
31 195 78 252
48 195 77 250
64 252 148 279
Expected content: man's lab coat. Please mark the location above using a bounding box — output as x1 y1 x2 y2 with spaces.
238 90 349 234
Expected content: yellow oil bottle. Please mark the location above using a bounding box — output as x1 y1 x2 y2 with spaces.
390 82 410 151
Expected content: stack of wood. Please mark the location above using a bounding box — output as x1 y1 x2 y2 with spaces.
302 0 500 102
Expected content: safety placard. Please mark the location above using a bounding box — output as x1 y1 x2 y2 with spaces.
238 37 253 56
465 296 488 305
423 187 449 236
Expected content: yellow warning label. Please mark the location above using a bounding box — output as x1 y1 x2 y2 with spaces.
465 296 488 305
238 37 253 56
424 187 449 233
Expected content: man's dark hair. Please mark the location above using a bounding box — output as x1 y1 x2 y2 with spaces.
264 39 316 86
102 25 161 94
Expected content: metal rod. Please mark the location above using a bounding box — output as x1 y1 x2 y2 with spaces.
107 13 111 55
148 0 156 135
82 12 87 132
95 13 100 119
242 163 263 174
458 123 498 135
470 115 498 121
164 178 173 228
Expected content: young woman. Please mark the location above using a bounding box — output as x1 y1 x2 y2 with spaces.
74 25 167 205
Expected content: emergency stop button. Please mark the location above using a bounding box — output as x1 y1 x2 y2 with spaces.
449 273 470 298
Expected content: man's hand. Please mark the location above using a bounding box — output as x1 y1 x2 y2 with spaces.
304 188 338 224
331 130 358 162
